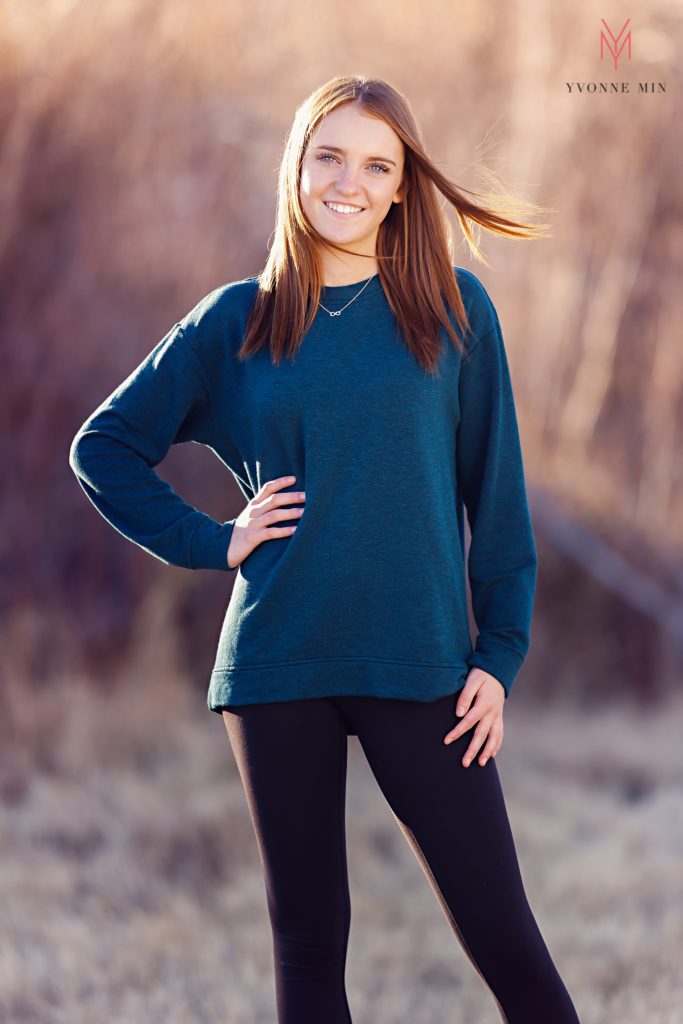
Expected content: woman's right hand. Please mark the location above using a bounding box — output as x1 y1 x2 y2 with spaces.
226 475 305 570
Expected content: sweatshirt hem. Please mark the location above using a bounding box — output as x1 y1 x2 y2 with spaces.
207 658 471 713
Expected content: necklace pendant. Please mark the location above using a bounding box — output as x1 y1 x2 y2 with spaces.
318 274 377 319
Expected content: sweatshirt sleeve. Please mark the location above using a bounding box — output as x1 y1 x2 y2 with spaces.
68 321 237 572
456 309 538 697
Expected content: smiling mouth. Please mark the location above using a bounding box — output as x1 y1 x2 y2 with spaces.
323 201 366 216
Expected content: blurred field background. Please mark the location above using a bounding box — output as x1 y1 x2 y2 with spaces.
1 0 682 1021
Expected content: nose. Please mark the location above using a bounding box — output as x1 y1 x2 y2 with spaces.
334 165 363 197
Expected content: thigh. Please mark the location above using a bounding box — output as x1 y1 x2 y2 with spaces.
343 693 533 939
222 698 350 929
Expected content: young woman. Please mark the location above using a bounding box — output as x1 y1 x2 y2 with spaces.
70 75 580 1023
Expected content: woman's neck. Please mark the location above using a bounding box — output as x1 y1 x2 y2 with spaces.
319 256 379 287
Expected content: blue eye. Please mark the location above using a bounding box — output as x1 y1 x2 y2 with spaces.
315 153 390 174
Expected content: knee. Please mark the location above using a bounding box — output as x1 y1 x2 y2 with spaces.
273 916 350 975
276 929 349 974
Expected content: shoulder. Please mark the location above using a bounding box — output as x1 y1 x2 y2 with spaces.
452 266 500 351
179 276 260 336
176 275 261 363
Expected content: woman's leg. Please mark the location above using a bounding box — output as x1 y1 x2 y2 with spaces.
222 698 353 1024
337 692 580 1024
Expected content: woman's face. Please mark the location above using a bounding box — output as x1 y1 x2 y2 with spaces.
299 103 405 257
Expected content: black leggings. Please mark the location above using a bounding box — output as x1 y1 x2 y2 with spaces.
222 691 580 1023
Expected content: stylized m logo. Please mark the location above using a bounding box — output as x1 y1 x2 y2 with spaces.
600 18 632 71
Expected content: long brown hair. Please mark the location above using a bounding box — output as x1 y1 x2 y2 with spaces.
238 74 552 374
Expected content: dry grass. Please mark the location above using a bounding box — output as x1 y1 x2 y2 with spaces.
2 671 682 1023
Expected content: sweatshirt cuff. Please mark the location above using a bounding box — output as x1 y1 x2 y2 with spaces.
466 639 526 698
188 518 237 571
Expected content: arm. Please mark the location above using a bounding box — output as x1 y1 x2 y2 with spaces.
68 321 237 571
456 309 538 697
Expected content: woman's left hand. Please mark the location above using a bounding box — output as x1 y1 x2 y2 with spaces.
443 668 505 767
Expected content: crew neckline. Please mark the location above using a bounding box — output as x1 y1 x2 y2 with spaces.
319 273 382 299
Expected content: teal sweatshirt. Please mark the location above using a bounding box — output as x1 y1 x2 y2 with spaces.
69 268 537 714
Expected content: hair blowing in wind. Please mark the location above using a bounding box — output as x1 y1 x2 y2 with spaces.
239 74 553 374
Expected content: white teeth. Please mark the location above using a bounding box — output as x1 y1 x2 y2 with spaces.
324 201 364 214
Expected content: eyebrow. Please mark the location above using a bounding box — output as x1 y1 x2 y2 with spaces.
313 145 397 167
